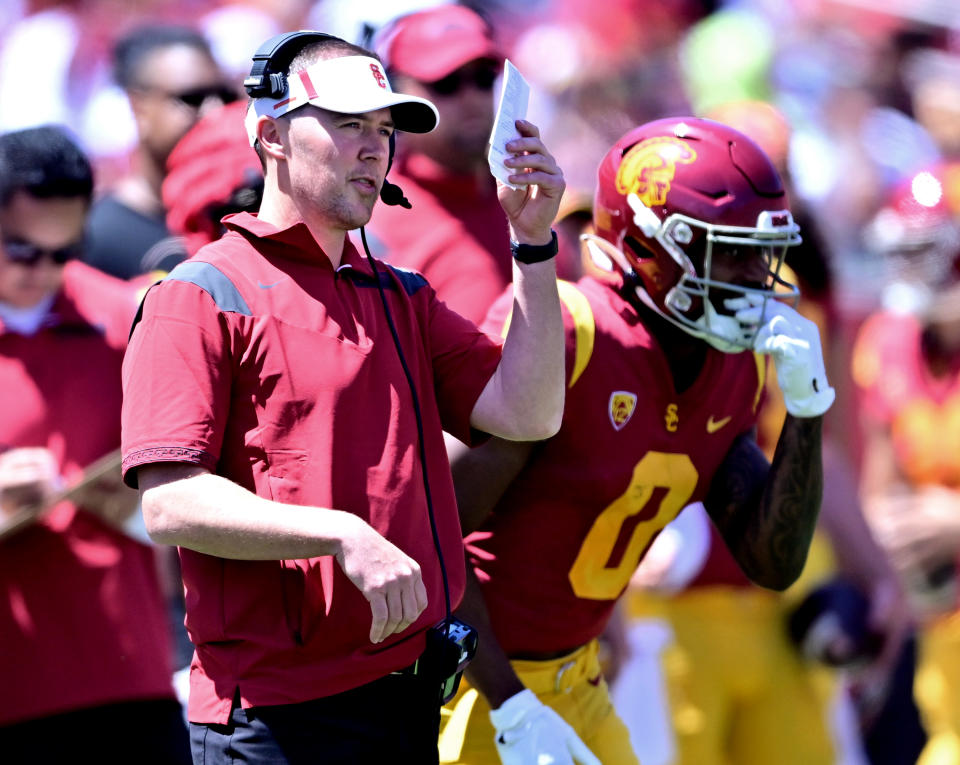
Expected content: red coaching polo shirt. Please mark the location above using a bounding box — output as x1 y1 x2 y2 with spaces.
0 261 175 726
121 212 502 723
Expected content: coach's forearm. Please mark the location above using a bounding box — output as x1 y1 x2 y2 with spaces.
139 465 362 560
470 259 564 440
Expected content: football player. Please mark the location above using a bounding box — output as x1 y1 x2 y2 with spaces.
439 117 836 764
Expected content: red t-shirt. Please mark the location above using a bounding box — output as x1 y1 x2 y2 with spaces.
121 212 502 723
365 153 511 324
0 261 174 726
469 276 766 654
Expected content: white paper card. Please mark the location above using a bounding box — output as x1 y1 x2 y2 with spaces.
487 60 530 190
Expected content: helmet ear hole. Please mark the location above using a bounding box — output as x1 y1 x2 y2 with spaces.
623 236 650 263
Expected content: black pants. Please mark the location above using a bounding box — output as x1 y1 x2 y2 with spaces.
189 672 441 764
0 697 191 764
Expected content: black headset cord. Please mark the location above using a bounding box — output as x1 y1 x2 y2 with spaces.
359 225 452 622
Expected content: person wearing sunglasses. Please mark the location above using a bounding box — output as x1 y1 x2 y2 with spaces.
364 5 513 325
0 125 191 762
84 24 237 281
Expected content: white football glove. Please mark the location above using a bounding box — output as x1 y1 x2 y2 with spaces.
729 295 836 418
489 689 601 765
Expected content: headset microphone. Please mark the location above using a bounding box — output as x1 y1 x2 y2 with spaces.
380 180 411 209
379 131 410 208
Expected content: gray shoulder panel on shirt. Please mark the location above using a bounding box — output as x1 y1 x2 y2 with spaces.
164 261 252 316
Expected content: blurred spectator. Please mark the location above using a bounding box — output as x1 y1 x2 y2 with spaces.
306 0 444 48
84 24 236 279
162 99 263 257
0 125 189 763
852 193 960 765
902 47 960 161
363 4 514 324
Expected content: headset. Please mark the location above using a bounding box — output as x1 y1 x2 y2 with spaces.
244 30 410 208
245 31 475 700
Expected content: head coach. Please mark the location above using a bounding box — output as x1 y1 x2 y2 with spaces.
119 30 566 764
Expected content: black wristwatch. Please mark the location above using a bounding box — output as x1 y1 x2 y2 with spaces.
510 230 558 264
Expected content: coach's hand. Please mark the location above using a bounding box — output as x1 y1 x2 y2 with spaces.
490 689 601 765
498 119 565 247
335 517 428 643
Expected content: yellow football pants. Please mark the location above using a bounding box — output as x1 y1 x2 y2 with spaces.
618 587 837 765
917 611 960 765
438 639 639 764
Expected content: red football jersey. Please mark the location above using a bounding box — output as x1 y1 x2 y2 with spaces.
853 310 960 487
469 276 766 654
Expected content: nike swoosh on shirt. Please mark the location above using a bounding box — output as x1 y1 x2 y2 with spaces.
258 280 283 289
706 415 732 433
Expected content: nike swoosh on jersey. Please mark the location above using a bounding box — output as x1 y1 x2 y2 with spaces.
706 415 732 433
258 280 283 289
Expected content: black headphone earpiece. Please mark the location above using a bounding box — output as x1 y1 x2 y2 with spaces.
243 31 337 99
245 30 411 209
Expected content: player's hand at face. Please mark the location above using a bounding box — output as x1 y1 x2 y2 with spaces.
0 447 58 518
498 119 565 246
335 517 429 643
727 294 835 417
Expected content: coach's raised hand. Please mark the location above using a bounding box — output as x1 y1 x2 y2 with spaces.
497 119 565 247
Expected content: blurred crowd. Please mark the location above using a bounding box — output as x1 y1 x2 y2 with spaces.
3 0 959 355
3 0 960 763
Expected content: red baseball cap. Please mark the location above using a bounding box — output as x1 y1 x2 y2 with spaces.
164 100 263 256
379 5 501 83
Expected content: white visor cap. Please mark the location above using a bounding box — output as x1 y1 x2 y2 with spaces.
245 55 438 146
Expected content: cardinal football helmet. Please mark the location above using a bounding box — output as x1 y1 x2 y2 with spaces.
584 117 801 352
863 163 960 287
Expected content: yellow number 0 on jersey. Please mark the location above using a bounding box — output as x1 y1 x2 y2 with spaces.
569 451 698 600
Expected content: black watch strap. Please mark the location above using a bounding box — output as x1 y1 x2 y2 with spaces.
510 230 558 264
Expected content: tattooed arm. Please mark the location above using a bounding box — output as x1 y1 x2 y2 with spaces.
704 415 824 590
